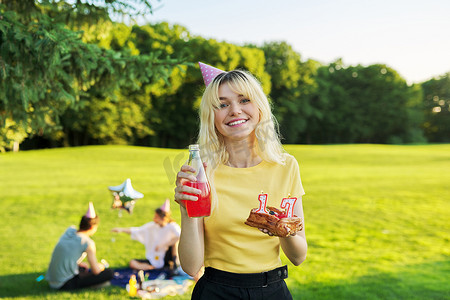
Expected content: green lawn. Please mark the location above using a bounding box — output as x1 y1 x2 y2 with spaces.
0 144 449 299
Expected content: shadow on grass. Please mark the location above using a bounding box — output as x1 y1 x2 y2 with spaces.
1 260 449 299
290 260 450 300
0 271 124 298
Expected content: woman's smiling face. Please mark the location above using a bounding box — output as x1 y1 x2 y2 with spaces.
214 83 260 143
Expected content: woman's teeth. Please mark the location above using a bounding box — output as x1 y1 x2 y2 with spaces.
228 120 247 126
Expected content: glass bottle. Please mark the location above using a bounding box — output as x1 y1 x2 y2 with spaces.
182 144 211 217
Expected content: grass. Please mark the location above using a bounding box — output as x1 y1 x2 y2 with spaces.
0 144 449 299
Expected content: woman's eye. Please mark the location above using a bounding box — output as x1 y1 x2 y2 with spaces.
219 103 228 108
241 98 250 103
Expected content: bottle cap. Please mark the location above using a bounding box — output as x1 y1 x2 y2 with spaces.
189 144 200 151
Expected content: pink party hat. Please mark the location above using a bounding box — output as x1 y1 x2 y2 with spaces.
160 198 170 213
199 62 226 86
85 201 96 218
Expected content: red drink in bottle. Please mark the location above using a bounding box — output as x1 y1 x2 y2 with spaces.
182 144 211 218
182 181 211 217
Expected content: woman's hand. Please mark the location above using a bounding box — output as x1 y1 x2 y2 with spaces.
258 223 301 237
258 228 274 236
174 164 201 207
98 262 105 272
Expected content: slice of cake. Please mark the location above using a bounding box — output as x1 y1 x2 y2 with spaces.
245 206 302 237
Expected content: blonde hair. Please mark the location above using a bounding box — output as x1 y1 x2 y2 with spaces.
197 70 285 178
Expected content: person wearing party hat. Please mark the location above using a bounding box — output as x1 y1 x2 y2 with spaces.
112 198 181 272
173 63 307 299
46 202 113 290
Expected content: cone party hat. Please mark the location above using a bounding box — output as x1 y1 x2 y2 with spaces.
85 201 96 218
160 198 171 213
199 62 226 86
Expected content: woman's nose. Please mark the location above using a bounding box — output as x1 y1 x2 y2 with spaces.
229 103 242 115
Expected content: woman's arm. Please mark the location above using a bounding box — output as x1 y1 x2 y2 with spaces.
111 227 131 234
174 164 205 276
279 197 307 265
86 242 105 275
178 207 205 276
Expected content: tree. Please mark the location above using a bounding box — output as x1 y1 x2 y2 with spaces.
59 21 188 146
421 73 450 142
261 41 319 144
307 61 424 144
0 0 183 151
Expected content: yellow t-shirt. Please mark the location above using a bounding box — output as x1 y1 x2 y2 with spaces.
204 153 305 273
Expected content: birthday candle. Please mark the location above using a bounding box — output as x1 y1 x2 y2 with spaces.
255 192 269 214
280 195 297 218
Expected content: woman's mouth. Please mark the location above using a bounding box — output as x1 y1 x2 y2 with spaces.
227 119 248 126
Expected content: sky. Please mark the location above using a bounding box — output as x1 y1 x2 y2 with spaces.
136 0 450 84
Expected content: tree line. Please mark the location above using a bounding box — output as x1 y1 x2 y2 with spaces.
1 0 449 152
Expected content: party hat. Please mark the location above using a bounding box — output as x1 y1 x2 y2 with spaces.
159 198 171 213
85 201 96 218
199 62 225 86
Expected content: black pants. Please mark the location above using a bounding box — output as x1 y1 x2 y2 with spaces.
192 266 293 300
60 268 114 290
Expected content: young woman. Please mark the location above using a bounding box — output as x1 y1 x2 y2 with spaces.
173 64 307 299
46 202 113 290
112 199 181 271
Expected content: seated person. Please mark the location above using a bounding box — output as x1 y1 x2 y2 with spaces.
46 202 113 290
112 199 181 271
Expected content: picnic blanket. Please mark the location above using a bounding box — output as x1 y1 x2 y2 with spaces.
111 267 193 299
